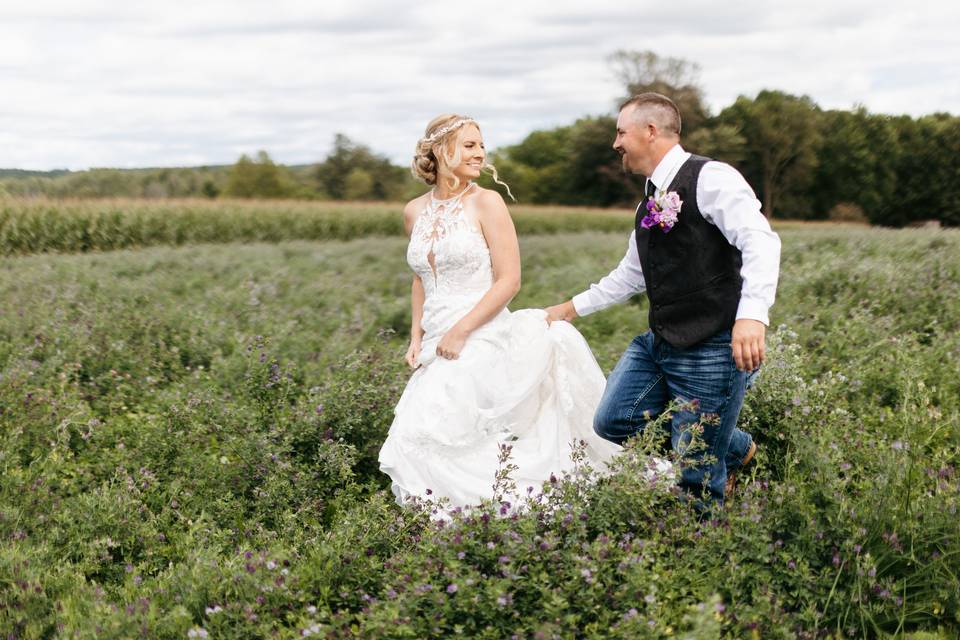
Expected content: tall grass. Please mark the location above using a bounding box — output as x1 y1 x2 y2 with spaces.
0 197 635 255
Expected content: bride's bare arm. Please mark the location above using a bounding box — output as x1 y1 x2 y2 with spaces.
404 199 427 368
436 189 521 359
406 277 426 368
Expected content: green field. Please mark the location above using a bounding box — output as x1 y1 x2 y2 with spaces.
1 200 958 638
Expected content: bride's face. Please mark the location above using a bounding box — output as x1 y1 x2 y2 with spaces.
450 125 485 181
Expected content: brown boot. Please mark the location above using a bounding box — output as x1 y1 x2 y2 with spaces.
725 441 757 498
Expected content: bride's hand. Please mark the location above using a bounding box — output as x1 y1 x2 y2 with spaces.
405 339 422 369
436 327 467 360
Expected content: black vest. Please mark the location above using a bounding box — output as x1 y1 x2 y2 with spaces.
636 155 743 348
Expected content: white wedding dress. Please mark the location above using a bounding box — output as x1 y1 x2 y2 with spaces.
378 184 626 510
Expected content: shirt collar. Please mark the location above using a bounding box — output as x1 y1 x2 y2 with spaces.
648 144 689 193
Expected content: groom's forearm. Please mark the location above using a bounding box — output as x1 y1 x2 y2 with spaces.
545 300 579 323
734 228 781 326
571 272 645 317
569 233 646 317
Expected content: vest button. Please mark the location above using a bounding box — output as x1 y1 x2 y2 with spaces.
656 324 664 331
655 304 662 311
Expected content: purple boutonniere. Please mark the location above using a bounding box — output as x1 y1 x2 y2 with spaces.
640 190 682 233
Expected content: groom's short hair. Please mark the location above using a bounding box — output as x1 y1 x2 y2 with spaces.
620 93 682 137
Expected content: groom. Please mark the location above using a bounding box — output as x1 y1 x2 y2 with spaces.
546 92 781 506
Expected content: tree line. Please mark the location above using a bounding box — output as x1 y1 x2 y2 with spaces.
483 51 959 226
0 138 422 204
2 50 957 226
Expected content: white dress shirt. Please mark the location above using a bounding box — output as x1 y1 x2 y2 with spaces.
571 144 781 325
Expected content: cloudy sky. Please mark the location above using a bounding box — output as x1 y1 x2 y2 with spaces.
2 0 958 170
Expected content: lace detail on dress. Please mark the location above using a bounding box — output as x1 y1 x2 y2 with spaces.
552 334 578 416
411 182 479 247
406 183 495 337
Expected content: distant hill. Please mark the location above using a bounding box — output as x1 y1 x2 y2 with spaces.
0 164 315 180
0 164 236 199
0 157 416 201
0 168 73 178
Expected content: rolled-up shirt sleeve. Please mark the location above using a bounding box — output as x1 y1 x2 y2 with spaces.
571 232 647 316
697 162 781 325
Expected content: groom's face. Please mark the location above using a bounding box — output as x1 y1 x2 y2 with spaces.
614 105 654 176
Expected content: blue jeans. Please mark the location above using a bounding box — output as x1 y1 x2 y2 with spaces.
594 330 754 505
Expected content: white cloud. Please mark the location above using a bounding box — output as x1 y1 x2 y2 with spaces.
1 0 958 169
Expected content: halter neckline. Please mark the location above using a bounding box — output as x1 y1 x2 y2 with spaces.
430 182 476 204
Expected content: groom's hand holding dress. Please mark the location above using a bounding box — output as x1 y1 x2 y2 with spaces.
545 300 578 324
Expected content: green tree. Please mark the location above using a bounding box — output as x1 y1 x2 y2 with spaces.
224 151 294 199
927 114 960 227
201 180 220 199
813 107 899 223
719 91 823 217
608 49 711 137
343 168 375 200
685 123 747 166
483 117 641 206
483 127 572 203
561 116 642 206
66 169 140 198
886 113 960 227
316 134 412 201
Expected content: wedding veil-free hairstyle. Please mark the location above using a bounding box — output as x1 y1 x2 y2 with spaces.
620 93 682 137
412 114 514 200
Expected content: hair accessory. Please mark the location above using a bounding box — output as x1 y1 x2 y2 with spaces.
422 118 476 145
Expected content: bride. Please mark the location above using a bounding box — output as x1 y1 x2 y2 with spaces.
378 114 660 511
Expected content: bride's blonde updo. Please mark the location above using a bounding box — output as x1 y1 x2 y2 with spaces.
412 114 514 199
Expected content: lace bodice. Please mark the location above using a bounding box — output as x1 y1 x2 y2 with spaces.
406 184 494 318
